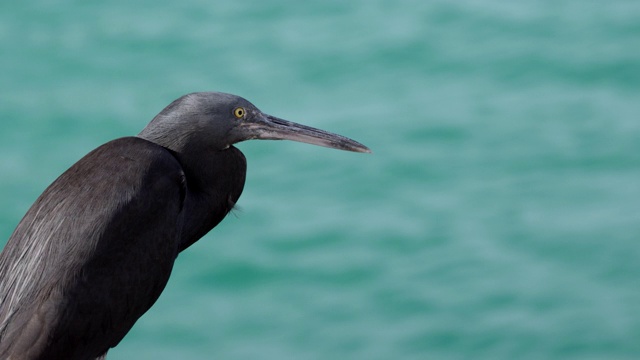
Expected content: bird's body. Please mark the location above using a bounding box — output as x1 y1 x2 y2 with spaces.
0 92 369 359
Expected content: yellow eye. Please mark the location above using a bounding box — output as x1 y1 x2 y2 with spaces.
233 107 246 119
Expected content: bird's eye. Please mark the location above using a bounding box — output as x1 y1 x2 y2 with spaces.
233 107 246 119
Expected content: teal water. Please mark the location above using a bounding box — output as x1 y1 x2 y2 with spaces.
1 0 639 359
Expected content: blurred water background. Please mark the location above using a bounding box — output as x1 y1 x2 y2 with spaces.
1 0 639 359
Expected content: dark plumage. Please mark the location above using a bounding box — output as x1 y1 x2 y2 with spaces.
0 92 369 360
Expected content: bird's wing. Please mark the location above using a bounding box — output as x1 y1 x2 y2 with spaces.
0 137 186 359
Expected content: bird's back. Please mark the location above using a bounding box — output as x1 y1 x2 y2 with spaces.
0 137 186 359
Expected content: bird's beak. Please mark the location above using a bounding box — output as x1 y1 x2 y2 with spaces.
240 113 371 153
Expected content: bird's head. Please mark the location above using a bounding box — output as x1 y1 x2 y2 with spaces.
138 92 371 154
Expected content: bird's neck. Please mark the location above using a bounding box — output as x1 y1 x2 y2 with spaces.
173 146 247 252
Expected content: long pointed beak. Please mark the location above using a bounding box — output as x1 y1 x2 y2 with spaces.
242 113 371 153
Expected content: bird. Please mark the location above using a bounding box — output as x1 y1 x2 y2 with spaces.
0 91 370 360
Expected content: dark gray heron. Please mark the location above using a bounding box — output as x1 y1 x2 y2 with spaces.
0 92 370 360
